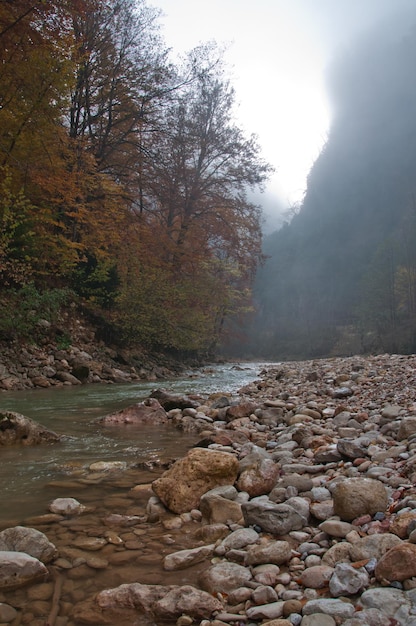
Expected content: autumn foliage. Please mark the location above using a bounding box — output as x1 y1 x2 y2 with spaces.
0 0 271 354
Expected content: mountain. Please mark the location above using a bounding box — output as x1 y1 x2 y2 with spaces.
244 7 416 359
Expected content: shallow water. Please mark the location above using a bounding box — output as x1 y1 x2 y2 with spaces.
0 362 269 523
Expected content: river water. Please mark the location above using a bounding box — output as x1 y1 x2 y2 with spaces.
0 362 270 525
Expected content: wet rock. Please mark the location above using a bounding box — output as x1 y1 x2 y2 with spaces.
154 585 223 619
0 603 17 622
49 497 86 515
152 448 239 514
150 388 200 410
99 398 168 425
0 526 57 563
0 411 60 445
0 551 48 590
331 477 389 521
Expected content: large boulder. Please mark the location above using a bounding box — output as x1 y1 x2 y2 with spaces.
152 448 239 514
0 527 56 563
0 411 60 445
0 551 48 590
99 398 168 426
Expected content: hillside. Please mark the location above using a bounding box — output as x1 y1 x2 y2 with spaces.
243 7 416 359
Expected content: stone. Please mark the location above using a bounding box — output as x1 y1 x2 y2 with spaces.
349 533 403 562
0 551 48 590
0 411 60 445
154 585 223 619
300 565 334 589
237 457 280 497
389 511 416 538
199 562 252 594
225 400 259 421
337 438 367 459
397 416 416 440
358 587 411 623
245 540 292 566
150 388 199 410
329 562 369 596
0 526 57 563
242 498 305 534
245 601 285 620
0 603 17 623
99 398 168 425
220 527 260 551
319 519 353 537
49 497 86 515
302 598 355 619
199 493 243 525
152 448 239 514
163 544 216 571
375 542 416 581
331 478 388 521
301 616 336 626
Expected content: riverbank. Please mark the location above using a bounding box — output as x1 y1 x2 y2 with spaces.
1 352 416 625
0 313 204 391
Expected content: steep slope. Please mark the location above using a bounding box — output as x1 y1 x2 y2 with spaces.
247 8 416 359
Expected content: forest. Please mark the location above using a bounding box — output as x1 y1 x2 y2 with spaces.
0 0 271 357
240 6 416 360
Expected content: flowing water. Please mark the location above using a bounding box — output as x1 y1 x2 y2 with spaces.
0 362 269 524
0 362 273 625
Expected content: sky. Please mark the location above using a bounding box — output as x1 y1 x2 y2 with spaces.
150 0 414 226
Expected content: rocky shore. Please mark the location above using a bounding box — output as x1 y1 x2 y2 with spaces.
0 332 190 392
2 352 416 625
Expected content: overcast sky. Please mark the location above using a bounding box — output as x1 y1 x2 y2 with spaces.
150 0 415 224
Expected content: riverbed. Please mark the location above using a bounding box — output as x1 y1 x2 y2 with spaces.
0 362 270 524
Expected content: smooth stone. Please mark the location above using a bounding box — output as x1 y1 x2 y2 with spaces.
302 598 355 619
163 544 216 571
319 519 353 537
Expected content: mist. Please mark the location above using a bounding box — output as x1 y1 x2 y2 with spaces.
225 0 416 360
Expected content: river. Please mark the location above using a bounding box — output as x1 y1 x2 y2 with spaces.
0 362 270 524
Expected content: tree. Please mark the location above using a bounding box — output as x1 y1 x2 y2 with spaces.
116 45 272 352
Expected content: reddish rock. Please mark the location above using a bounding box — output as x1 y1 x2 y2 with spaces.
152 448 239 514
225 401 259 422
375 542 416 581
99 398 168 425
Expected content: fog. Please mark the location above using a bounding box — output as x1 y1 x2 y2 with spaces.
225 0 416 360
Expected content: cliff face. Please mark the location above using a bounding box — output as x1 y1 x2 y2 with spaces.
246 8 416 359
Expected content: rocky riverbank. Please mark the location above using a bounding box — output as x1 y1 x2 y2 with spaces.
0 329 193 391
2 352 416 625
